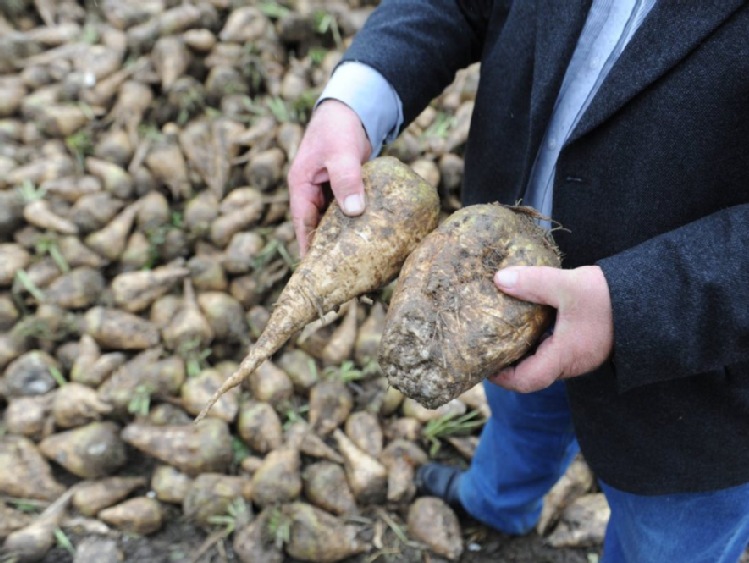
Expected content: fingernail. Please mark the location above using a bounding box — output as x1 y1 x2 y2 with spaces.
495 269 518 288
342 194 365 215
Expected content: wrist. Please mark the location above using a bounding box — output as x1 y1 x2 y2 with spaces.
317 62 402 157
313 99 372 159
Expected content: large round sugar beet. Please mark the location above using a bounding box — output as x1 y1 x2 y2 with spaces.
378 204 560 409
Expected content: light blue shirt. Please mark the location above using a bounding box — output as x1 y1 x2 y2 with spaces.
319 0 656 218
318 60 403 157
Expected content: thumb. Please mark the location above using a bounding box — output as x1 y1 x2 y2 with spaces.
325 154 366 216
494 266 567 308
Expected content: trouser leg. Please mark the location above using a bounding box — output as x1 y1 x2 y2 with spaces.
458 379 579 534
600 480 749 563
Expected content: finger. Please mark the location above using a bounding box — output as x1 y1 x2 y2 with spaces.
494 266 570 308
325 153 366 216
311 169 330 185
489 336 562 393
291 209 318 259
289 180 326 257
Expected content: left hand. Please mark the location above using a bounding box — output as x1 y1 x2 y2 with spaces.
488 265 614 393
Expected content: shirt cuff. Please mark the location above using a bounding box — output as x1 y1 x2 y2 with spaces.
317 61 404 158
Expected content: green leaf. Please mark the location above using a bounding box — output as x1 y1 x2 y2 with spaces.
309 47 327 66
267 97 290 122
6 498 43 513
422 410 485 457
127 385 153 416
54 528 75 554
49 366 67 387
47 243 70 273
14 270 45 302
19 180 43 203
259 1 290 19
232 437 250 465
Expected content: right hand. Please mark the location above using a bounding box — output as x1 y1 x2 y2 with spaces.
287 99 372 257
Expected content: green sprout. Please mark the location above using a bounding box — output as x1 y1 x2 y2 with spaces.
267 97 291 122
423 111 454 139
259 0 290 20
178 339 211 378
307 358 319 380
54 528 75 555
144 224 174 270
290 89 321 123
266 91 321 124
229 96 267 120
65 129 94 166
422 410 485 457
49 366 67 387
279 401 310 430
251 238 296 271
361 358 383 377
170 210 184 229
19 180 44 203
78 102 95 120
169 550 187 562
79 23 99 45
204 107 223 120
375 508 425 550
138 123 163 142
313 10 342 48
308 47 328 66
231 436 250 466
219 77 248 97
12 316 52 341
378 280 397 305
323 360 377 383
175 86 205 126
35 235 70 273
128 384 154 417
12 313 79 345
207 498 250 534
13 270 45 303
241 44 266 94
322 360 368 383
6 498 43 513
266 507 291 549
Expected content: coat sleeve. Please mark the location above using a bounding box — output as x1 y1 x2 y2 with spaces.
340 0 501 128
597 202 749 392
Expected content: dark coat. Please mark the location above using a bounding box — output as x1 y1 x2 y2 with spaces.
342 0 749 494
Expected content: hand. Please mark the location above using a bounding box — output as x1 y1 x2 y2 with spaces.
287 99 372 256
488 265 614 393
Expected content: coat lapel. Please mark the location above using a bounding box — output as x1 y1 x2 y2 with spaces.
528 0 591 152
568 0 746 144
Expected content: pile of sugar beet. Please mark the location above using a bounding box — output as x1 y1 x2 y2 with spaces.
0 1 611 561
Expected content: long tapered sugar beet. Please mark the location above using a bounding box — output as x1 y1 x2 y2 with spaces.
196 156 440 421
378 204 561 409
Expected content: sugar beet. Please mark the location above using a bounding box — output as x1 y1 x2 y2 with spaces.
378 204 560 409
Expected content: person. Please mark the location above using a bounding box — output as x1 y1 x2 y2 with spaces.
287 2 749 561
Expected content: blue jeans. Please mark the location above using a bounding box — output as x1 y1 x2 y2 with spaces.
458 380 749 563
